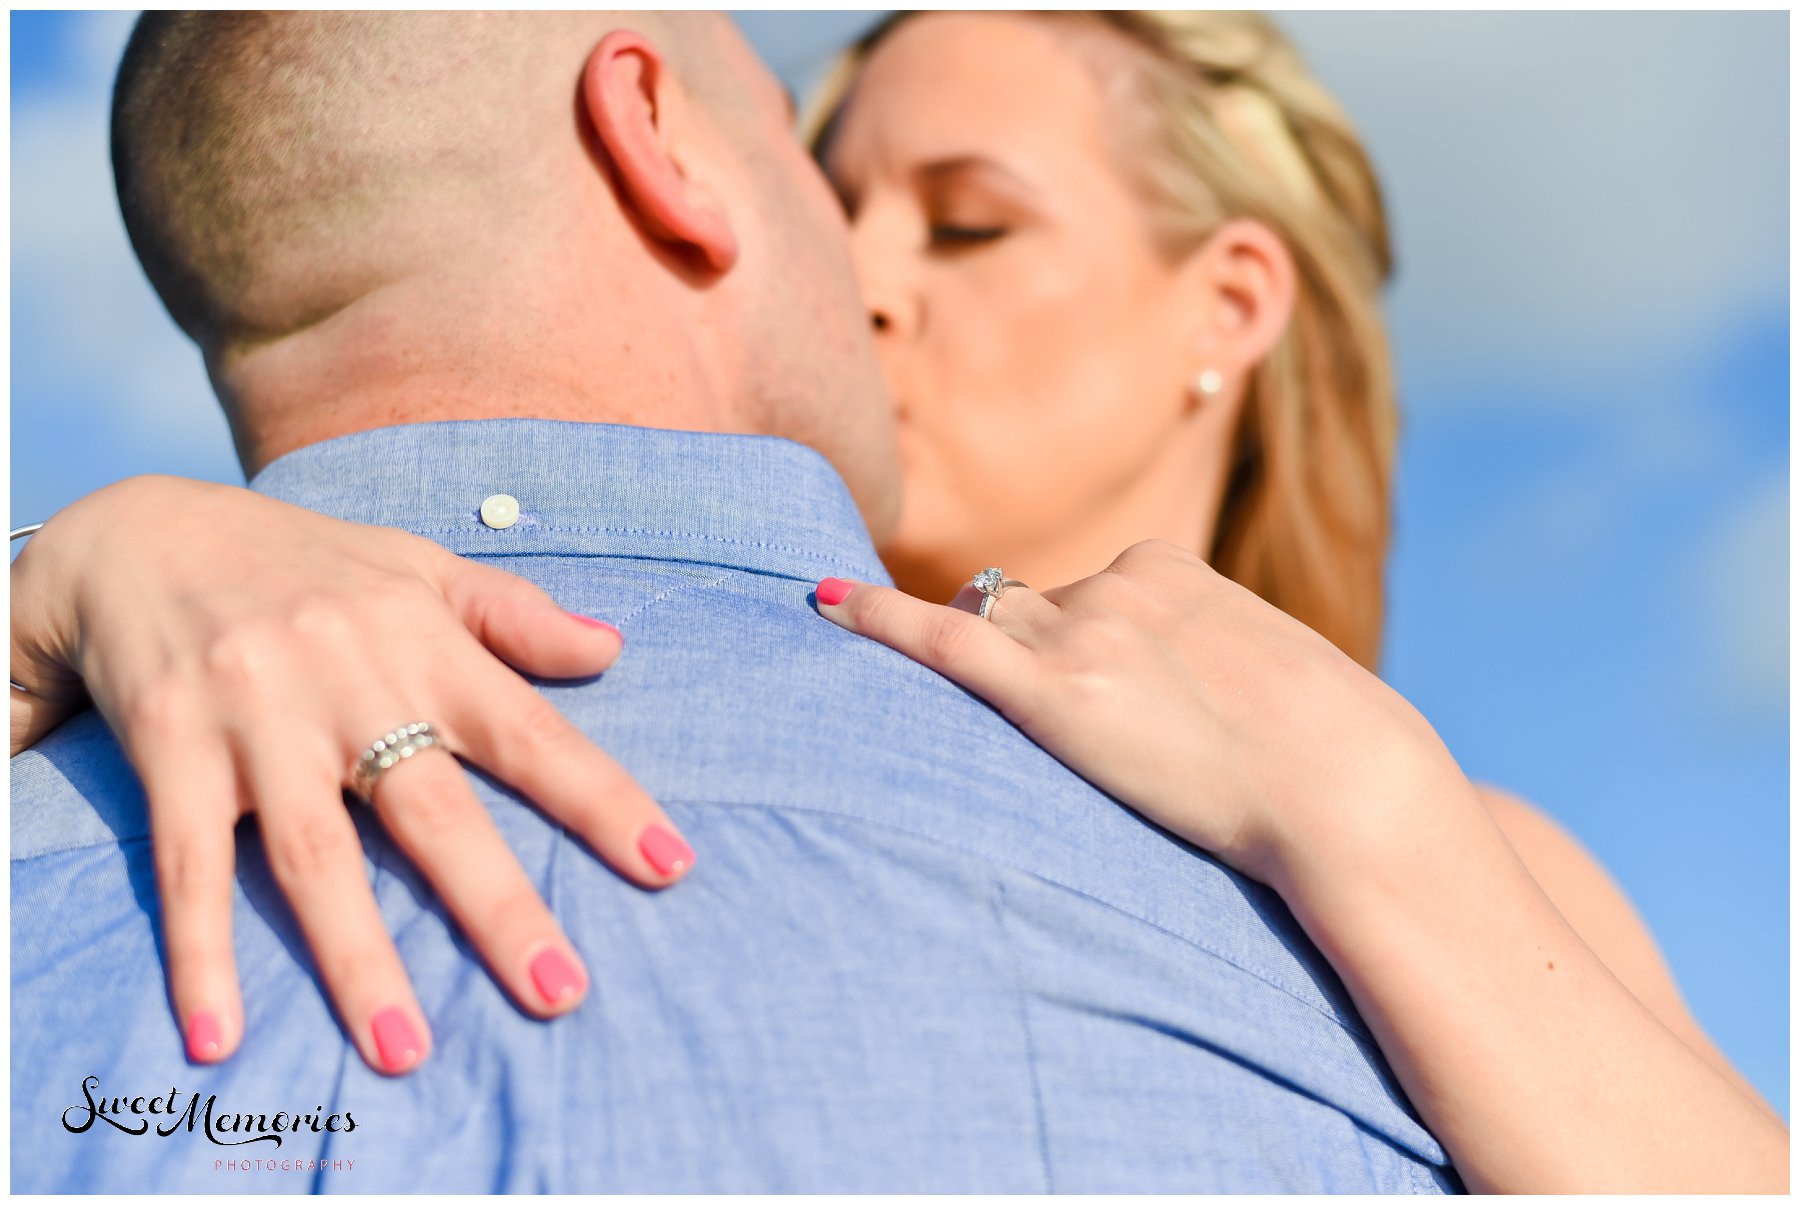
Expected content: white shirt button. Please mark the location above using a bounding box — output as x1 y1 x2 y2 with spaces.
479 493 520 530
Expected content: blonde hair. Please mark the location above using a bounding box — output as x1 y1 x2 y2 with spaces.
806 12 1399 673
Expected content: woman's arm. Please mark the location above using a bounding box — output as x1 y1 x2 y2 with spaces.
1271 762 1786 1193
1475 783 1785 1128
811 540 1788 1193
12 474 697 1074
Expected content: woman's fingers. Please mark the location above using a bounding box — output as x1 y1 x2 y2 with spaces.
812 577 1044 717
433 652 695 889
364 741 591 1017
435 556 624 680
248 744 433 1076
377 557 690 889
135 734 245 1066
156 802 243 1064
31 485 684 1071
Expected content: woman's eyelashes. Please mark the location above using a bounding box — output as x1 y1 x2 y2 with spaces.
928 224 1008 249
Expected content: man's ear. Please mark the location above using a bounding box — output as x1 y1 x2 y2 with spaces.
581 30 738 273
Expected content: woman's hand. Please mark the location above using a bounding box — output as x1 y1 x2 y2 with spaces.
812 538 1450 889
813 540 1789 1191
11 474 696 1076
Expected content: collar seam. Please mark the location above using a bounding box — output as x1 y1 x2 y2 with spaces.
449 547 880 587
404 522 867 564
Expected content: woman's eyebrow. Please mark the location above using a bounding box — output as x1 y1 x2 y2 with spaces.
914 155 1040 198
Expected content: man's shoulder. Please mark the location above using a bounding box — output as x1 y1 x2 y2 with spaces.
556 558 1096 797
543 559 1373 1014
12 710 148 860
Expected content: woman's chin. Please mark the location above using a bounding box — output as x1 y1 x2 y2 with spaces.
876 531 982 604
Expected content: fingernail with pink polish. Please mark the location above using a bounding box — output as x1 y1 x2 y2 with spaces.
570 614 621 638
529 947 585 1007
816 578 854 607
371 1007 425 1074
639 824 696 877
186 1010 223 1062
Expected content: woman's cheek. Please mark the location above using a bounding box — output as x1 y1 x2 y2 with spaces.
914 258 1126 505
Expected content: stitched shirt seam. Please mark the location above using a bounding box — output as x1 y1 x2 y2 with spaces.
992 879 1055 1193
654 796 1380 1048
446 546 872 585
611 570 737 627
389 522 875 568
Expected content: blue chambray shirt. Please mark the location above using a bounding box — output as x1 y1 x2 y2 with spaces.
11 419 1461 1193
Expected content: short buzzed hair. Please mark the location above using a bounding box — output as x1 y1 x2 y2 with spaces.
114 13 479 344
111 11 712 351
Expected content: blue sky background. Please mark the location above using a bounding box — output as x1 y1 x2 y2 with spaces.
11 12 1790 1118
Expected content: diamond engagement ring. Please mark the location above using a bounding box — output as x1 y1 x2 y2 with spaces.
350 721 441 799
970 566 1029 621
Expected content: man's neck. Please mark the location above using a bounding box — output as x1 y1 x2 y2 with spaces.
212 274 902 546
230 373 754 480
217 286 743 478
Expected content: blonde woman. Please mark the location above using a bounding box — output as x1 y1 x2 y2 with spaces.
11 11 1785 1191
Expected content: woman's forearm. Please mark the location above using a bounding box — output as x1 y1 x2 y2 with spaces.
1267 767 1788 1194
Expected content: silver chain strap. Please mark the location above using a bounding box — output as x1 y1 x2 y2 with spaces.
11 523 46 693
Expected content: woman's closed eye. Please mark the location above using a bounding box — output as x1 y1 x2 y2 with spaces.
929 223 1008 250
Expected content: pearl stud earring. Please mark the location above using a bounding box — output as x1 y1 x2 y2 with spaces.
1194 369 1223 404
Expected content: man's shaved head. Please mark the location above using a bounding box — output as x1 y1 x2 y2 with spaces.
113 11 712 345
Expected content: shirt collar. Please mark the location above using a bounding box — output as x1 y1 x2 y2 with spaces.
246 418 894 586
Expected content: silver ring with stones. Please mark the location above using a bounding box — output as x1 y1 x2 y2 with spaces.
970 566 1029 621
351 722 440 800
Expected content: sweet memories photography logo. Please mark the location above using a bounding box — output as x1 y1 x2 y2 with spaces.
61 1075 358 1150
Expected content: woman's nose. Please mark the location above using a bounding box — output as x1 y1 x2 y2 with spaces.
849 210 919 339
861 272 918 339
